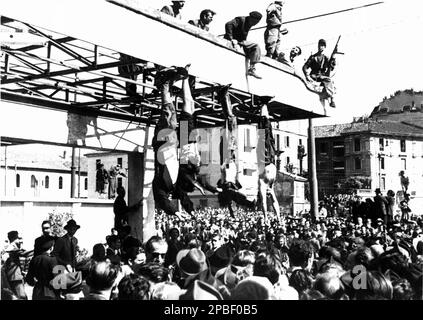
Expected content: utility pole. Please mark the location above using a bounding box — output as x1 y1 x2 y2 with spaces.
77 148 81 198
308 119 318 221
70 147 76 198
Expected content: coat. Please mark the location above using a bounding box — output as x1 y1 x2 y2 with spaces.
52 234 78 269
224 16 252 42
26 253 58 300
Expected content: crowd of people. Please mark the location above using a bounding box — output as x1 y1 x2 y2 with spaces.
2 201 422 300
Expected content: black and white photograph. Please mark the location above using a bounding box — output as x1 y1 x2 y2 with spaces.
1 0 422 312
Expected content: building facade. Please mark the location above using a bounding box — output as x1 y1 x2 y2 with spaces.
315 121 423 197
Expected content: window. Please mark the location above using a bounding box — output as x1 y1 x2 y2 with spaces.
333 161 345 170
285 136 290 148
45 176 50 189
243 169 254 176
381 177 386 191
244 128 252 152
380 157 385 170
400 140 406 152
379 138 384 151
354 158 362 170
276 134 281 151
31 175 37 188
401 158 407 170
333 147 344 158
84 178 88 190
354 138 361 152
117 157 123 167
319 142 328 154
58 176 63 190
16 174 20 188
200 199 208 208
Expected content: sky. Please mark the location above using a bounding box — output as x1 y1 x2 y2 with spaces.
138 0 423 126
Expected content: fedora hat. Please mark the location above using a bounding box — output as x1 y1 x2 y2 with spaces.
64 219 80 231
176 249 208 277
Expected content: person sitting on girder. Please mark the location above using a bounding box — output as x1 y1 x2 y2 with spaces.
256 98 281 223
161 1 186 20
224 11 263 79
302 39 336 108
152 65 191 221
188 9 216 31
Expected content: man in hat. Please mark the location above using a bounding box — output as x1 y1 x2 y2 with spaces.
188 9 216 31
302 39 337 108
161 1 185 20
4 231 27 299
265 1 287 59
224 11 264 79
176 248 217 290
26 235 58 300
52 219 80 273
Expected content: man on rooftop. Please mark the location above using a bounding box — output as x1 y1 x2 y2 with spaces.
224 11 263 79
161 1 186 20
188 9 216 31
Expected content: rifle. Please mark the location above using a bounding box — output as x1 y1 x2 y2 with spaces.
325 35 344 77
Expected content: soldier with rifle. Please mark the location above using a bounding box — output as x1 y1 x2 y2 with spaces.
302 37 342 108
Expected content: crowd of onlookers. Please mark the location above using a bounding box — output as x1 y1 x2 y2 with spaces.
2 195 422 301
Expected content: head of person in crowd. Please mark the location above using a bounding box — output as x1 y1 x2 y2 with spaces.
64 219 80 237
168 227 180 243
151 281 184 300
199 9 216 26
92 243 107 262
288 239 314 271
254 251 284 285
289 269 313 296
231 276 274 300
6 231 23 251
145 236 168 265
300 289 327 300
137 262 170 285
179 279 223 300
208 244 235 276
353 270 393 300
40 220 52 237
86 261 120 300
107 235 121 252
118 274 150 300
392 278 414 300
215 249 255 291
313 270 348 300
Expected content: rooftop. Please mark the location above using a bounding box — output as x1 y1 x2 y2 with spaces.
315 120 423 139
